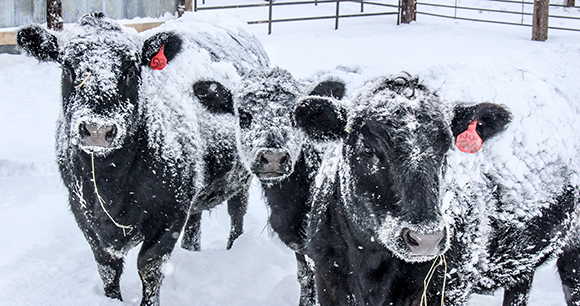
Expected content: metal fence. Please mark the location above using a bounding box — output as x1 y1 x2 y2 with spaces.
416 0 580 32
192 0 399 34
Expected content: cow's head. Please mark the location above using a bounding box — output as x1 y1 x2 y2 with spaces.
234 67 346 183
295 75 511 263
17 13 142 156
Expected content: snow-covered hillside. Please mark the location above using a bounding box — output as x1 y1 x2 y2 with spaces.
1 2 580 305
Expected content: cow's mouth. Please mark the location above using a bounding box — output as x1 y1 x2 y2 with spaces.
256 171 288 181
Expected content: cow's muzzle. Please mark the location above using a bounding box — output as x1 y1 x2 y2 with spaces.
79 122 118 148
401 227 447 259
252 149 292 181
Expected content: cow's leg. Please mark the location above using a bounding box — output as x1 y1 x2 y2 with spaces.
138 216 183 306
94 252 124 301
181 212 202 251
502 274 534 306
226 190 248 250
558 245 580 306
296 252 317 306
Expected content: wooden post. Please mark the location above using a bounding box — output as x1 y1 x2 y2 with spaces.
567 0 575 7
268 0 273 35
532 0 549 41
335 0 340 30
399 0 416 24
178 0 185 17
47 0 63 31
178 0 193 17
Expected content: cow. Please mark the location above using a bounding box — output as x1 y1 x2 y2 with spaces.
16 12 267 306
231 67 355 306
139 12 271 251
294 74 580 306
17 13 183 306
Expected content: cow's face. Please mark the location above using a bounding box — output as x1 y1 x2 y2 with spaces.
295 75 511 263
17 13 142 156
234 68 346 184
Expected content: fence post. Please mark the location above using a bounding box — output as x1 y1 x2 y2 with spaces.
178 0 193 17
335 0 340 30
399 0 416 24
532 0 549 41
268 0 273 35
47 0 63 31
567 0 575 7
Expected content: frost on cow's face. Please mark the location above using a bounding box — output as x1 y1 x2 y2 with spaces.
17 13 142 156
344 84 453 263
296 75 511 263
62 14 141 156
234 68 305 183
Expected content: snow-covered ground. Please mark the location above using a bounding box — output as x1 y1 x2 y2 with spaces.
1 1 580 305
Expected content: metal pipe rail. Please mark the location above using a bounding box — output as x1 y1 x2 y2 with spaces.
417 0 580 33
193 0 399 33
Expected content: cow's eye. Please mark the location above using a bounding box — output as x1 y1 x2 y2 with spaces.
238 109 252 129
122 67 139 87
362 143 375 157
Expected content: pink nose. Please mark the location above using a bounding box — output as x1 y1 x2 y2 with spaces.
402 228 446 257
255 150 290 178
80 122 117 147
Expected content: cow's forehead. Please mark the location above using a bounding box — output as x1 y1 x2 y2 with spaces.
62 21 140 67
235 67 302 112
350 77 451 128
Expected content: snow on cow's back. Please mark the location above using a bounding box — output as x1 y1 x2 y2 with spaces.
441 62 580 226
139 11 270 190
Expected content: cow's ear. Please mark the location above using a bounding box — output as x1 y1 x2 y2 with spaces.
16 25 60 62
141 31 182 69
452 102 512 143
309 80 346 100
294 96 348 142
193 81 234 114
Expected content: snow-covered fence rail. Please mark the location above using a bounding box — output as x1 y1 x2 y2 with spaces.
416 0 580 33
192 0 399 34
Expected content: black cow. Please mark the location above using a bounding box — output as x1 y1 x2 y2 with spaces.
232 67 347 306
17 13 205 306
139 15 271 252
294 74 578 306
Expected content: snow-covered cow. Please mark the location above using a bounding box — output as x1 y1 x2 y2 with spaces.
295 74 580 306
16 12 268 306
139 12 270 251
232 67 352 306
17 13 181 306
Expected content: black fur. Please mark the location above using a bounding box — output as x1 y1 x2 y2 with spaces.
294 75 562 306
16 24 60 62
293 96 348 142
451 102 512 142
309 80 346 100
231 69 347 306
141 31 259 252
193 81 235 114
17 15 193 306
141 32 183 67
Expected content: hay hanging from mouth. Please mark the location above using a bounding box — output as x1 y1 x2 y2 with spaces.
421 254 448 306
91 152 134 236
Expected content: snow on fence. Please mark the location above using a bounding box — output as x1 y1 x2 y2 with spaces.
0 0 579 50
416 0 580 33
191 0 399 34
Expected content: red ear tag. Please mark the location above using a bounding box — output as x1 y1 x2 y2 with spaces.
151 45 167 70
456 119 482 154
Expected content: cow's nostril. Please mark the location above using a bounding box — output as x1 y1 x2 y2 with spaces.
280 154 288 165
403 229 420 247
80 123 91 138
105 125 117 142
260 155 269 166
